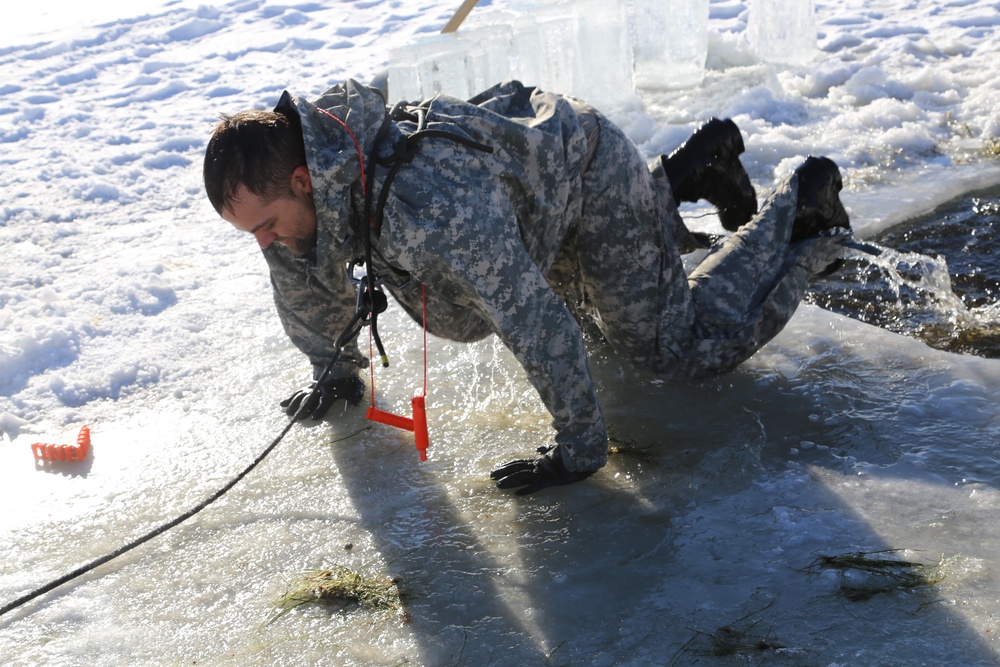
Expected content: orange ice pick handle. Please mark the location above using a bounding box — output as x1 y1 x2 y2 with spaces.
366 396 429 461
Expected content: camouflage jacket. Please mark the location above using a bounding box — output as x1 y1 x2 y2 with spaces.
263 79 608 472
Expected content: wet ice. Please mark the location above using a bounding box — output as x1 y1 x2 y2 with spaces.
2 0 1000 665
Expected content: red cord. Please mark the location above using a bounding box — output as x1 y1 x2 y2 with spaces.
315 104 429 458
316 107 367 201
421 283 428 398
365 286 431 461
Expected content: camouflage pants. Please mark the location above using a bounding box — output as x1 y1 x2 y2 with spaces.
551 115 844 381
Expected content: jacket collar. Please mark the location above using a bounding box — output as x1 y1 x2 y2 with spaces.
273 79 388 271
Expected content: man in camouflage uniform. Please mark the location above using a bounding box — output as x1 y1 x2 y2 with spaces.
204 79 849 494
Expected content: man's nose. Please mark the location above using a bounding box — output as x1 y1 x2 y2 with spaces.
254 228 277 248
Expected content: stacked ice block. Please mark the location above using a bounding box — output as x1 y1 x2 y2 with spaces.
386 0 816 106
388 0 635 109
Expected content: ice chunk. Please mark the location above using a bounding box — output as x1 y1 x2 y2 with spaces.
386 44 422 102
389 0 637 107
457 23 517 97
571 0 634 108
747 0 817 65
524 3 578 96
506 0 635 110
630 0 709 90
388 23 517 102
415 34 485 100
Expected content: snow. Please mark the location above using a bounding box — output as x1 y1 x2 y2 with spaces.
2 0 1000 664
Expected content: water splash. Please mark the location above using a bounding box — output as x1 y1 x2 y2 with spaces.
807 185 1000 357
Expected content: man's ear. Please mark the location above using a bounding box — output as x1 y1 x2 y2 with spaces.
290 165 313 196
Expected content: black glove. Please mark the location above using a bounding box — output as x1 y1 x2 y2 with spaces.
490 446 596 495
280 375 365 420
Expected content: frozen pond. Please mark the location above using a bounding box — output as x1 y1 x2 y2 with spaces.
2 0 1000 664
4 187 1000 665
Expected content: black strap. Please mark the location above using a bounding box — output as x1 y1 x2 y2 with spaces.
369 104 493 236
356 101 494 367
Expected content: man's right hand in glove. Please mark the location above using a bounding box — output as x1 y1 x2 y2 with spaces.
280 375 365 421
490 446 596 495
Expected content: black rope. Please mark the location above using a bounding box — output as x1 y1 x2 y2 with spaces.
359 102 403 367
1 100 501 620
0 332 364 619
0 413 302 618
358 99 494 369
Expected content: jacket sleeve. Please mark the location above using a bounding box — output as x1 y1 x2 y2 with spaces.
383 180 608 472
263 245 368 381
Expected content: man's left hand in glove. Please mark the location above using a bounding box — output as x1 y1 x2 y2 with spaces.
490 446 596 495
280 375 365 421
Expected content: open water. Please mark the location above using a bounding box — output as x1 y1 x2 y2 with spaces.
808 184 1000 358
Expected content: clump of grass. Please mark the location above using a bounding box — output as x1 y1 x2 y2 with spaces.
670 601 796 664
806 549 950 601
701 622 786 657
269 565 404 623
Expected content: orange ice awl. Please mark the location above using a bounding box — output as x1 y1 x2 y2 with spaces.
31 425 91 463
367 396 429 462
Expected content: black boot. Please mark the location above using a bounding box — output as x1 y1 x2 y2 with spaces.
790 156 851 243
662 118 758 232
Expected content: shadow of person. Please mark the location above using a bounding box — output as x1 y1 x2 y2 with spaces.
303 316 1000 666
324 413 590 665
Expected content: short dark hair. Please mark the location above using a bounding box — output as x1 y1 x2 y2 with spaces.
203 109 307 214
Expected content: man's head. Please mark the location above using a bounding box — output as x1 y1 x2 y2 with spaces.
204 109 319 256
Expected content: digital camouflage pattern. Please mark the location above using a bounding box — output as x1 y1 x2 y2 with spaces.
261 79 846 472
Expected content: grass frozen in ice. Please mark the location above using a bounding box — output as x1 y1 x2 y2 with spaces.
670 601 797 664
806 549 952 601
270 565 405 623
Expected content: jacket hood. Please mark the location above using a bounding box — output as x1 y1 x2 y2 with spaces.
274 79 388 264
